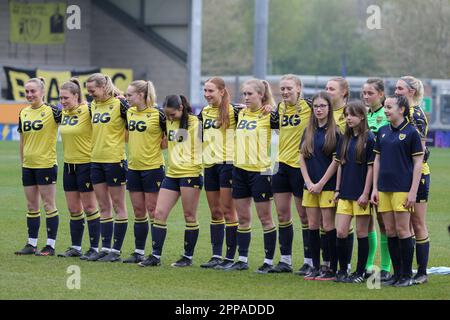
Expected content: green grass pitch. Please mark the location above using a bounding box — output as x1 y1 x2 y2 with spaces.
1 141 449 299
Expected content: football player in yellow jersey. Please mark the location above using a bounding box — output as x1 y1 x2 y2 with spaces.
198 77 239 270
395 76 430 285
86 73 129 262
227 79 278 273
57 78 100 259
139 95 203 268
269 75 313 275
325 76 354 273
15 78 61 257
300 91 340 281
121 80 166 264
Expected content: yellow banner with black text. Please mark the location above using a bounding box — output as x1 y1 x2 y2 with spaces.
3 66 133 104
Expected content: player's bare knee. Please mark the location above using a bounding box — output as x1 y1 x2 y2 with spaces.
337 229 349 238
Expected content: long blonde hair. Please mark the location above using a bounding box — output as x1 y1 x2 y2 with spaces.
86 73 122 98
401 76 424 106
130 80 157 107
242 79 275 107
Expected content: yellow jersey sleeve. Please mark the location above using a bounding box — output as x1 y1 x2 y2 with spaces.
200 104 236 167
91 97 128 163
234 108 272 172
18 104 60 168
277 99 312 168
60 104 92 164
166 115 202 178
127 106 165 170
333 106 346 134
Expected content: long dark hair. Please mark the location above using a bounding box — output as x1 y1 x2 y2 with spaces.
300 91 339 158
341 101 369 165
163 94 193 130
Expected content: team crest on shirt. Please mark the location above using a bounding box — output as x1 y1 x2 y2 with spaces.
399 134 406 141
41 112 45 117
109 105 113 110
376 116 383 124
77 109 82 114
382 134 386 138
339 114 345 121
147 114 151 118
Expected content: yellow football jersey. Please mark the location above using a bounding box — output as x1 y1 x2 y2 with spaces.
333 106 346 133
199 104 238 167
234 107 277 172
18 104 61 168
91 97 128 163
409 106 430 175
127 106 165 170
60 104 92 164
166 115 202 178
277 99 311 168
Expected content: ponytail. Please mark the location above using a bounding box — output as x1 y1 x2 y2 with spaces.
242 79 275 108
61 77 84 104
130 80 157 107
163 94 193 133
261 80 275 107
401 76 424 107
86 73 122 99
179 95 193 131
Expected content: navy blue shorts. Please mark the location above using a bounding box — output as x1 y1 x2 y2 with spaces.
161 176 203 192
204 163 233 191
232 167 272 202
91 161 127 187
271 162 304 198
416 174 430 203
126 166 165 192
22 165 58 186
63 163 94 192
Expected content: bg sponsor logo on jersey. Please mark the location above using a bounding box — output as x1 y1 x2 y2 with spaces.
22 120 43 131
128 120 147 132
281 115 300 127
237 120 257 130
61 115 79 126
168 129 185 142
203 118 220 129
92 113 111 124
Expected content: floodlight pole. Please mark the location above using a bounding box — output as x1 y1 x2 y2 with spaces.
253 0 269 79
188 0 203 106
